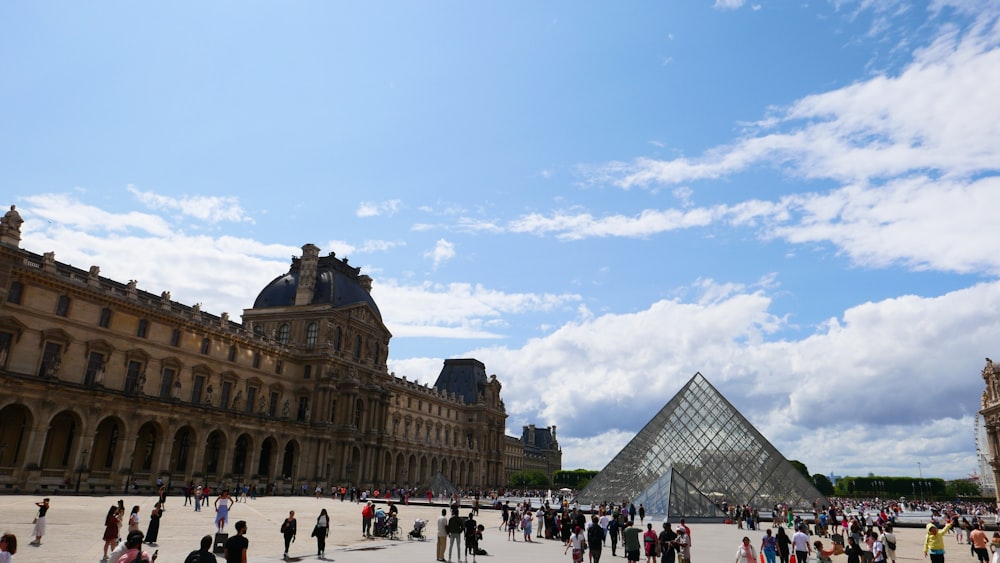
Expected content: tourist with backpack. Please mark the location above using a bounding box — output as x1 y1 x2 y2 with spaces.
115 530 156 563
588 515 606 563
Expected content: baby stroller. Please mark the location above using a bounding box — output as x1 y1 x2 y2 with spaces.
409 518 427 541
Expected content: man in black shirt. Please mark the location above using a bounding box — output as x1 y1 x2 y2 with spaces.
224 520 248 563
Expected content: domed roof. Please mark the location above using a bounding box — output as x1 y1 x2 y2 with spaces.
252 250 382 320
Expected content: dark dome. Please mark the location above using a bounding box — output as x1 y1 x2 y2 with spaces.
252 253 382 320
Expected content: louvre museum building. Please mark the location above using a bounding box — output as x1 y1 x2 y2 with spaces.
0 205 519 494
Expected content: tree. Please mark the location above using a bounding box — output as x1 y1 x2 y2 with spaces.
789 460 810 480
945 479 980 498
509 470 550 488
812 474 834 496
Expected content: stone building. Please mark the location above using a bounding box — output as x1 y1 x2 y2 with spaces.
0 206 507 494
502 425 561 484
979 357 1000 496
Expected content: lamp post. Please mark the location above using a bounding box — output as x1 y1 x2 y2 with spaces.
75 448 89 493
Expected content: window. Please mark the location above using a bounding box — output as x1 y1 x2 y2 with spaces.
56 295 70 317
305 322 318 350
252 352 261 369
84 351 105 386
0 332 13 369
353 335 361 359
137 319 148 338
297 397 309 422
228 345 237 362
269 392 279 417
124 360 143 394
373 345 380 366
253 324 264 337
220 381 233 409
38 341 62 377
275 359 283 374
354 399 364 429
170 329 181 347
200 338 210 355
277 323 290 345
333 326 341 351
7 281 23 304
330 400 337 424
98 307 112 328
192 375 205 404
160 368 176 399
303 365 311 379
246 386 258 413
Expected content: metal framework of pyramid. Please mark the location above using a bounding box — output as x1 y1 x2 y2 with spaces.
577 372 827 520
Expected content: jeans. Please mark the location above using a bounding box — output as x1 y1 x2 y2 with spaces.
448 532 463 562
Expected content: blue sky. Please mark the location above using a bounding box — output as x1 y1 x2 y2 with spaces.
3 1 1000 481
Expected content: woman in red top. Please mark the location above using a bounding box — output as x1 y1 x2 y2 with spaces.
644 523 659 563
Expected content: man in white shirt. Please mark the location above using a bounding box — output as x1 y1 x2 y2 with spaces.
792 526 811 563
436 509 448 562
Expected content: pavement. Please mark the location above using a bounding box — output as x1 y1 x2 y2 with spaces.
0 494 943 562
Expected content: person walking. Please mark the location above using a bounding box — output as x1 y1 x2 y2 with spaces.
446 508 464 563
761 528 777 563
361 501 374 538
609 515 621 557
588 515 605 563
776 526 791 563
223 520 248 563
102 505 121 561
30 498 49 545
623 521 642 563
314 508 329 557
792 525 811 563
736 536 757 563
280 510 297 558
881 524 898 563
184 535 218 563
436 508 448 562
565 526 587 563
643 523 659 563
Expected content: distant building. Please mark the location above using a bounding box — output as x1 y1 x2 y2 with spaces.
978 358 1000 497
502 424 561 485
0 206 508 493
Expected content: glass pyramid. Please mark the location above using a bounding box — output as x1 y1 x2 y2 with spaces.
578 372 827 520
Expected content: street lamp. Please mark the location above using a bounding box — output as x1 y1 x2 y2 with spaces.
75 448 89 493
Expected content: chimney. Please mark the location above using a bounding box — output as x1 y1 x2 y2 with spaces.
294 244 320 306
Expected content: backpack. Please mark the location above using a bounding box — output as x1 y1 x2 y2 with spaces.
183 551 204 563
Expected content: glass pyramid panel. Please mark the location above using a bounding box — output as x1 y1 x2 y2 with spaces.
578 372 826 516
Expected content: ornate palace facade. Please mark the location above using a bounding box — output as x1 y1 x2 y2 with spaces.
980 357 1000 496
0 205 508 494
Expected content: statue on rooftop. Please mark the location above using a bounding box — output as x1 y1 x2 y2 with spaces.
0 205 23 242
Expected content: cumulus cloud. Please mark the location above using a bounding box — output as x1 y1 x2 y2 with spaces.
356 199 402 218
462 280 1000 477
127 185 253 224
425 238 456 269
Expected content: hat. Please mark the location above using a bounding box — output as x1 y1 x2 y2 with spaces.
677 528 686 534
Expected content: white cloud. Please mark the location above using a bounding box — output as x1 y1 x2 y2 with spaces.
425 238 456 269
356 199 402 218
459 280 1000 478
713 0 746 9
127 185 253 224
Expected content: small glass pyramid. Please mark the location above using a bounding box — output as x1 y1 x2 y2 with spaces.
578 372 827 520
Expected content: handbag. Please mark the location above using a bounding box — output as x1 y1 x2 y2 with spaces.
311 525 320 538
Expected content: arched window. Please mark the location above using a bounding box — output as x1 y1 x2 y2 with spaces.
305 322 318 350
277 324 290 345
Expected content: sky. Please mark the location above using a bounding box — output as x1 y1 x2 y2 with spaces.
2 0 1000 482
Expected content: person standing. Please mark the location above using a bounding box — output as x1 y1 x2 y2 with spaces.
128 505 141 533
447 508 464 563
674 528 691 563
643 523 658 563
194 485 203 512
184 535 218 563
881 524 898 563
115 530 155 563
465 512 479 563
280 510 297 558
736 537 757 563
184 482 194 507
145 503 162 545
970 523 989 563
1 532 18 562
436 508 448 562
792 525 811 563
102 505 121 561
658 522 676 563
609 515 621 557
775 526 791 563
361 501 374 538
314 508 329 557
924 518 957 563
638 504 646 525
30 498 49 545
223 520 248 563
215 490 234 532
